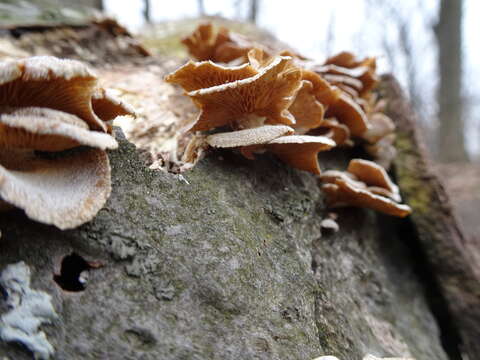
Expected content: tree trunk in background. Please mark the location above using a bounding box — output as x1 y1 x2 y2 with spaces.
93 0 103 11
197 0 205 16
434 0 467 162
143 0 151 24
248 0 258 23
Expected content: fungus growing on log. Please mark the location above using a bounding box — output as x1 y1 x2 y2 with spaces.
320 159 411 217
166 54 302 132
182 23 271 63
0 56 135 229
165 25 410 217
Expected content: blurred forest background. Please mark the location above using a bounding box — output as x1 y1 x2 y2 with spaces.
0 0 478 165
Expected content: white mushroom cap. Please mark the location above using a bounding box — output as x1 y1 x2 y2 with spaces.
0 107 118 151
206 125 294 148
0 148 111 229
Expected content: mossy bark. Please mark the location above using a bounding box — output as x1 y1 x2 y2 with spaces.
0 128 448 360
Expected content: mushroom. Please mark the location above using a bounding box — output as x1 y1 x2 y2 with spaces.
0 56 135 229
182 23 269 63
0 107 118 151
166 53 302 132
0 148 111 230
289 80 325 133
206 124 294 148
310 118 352 146
301 70 369 137
0 56 107 132
320 159 410 217
266 135 335 174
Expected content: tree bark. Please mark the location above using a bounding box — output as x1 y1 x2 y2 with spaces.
248 0 259 23
143 0 151 24
434 0 467 162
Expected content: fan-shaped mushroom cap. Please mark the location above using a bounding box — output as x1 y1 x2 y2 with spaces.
365 133 397 170
321 176 411 217
347 158 400 201
311 118 351 146
0 148 112 229
181 23 230 61
289 80 325 133
0 56 107 132
325 93 369 137
91 88 136 122
300 70 368 136
362 113 395 144
165 60 256 92
0 107 118 151
206 124 293 148
267 135 336 174
176 56 302 132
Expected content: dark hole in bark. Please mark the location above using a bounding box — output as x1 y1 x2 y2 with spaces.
53 253 91 292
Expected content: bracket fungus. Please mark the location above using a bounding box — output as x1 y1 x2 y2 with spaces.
164 24 410 217
0 56 135 229
320 159 411 217
181 23 271 64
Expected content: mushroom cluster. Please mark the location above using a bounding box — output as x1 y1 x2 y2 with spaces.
166 23 410 217
166 49 336 174
320 159 411 217
0 56 134 229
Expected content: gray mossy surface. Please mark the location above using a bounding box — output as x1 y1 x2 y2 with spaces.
0 130 448 360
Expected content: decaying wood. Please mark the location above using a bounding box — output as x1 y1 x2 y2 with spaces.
0 19 476 360
382 74 480 359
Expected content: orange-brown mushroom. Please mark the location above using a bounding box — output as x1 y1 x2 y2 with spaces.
266 135 335 174
301 70 369 137
320 159 410 217
0 107 118 151
0 55 134 229
182 23 269 64
289 80 325 133
166 55 302 132
310 118 352 146
0 56 108 132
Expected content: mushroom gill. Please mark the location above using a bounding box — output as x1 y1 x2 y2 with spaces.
166 53 302 132
0 56 135 229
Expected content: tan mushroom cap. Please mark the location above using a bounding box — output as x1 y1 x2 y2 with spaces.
182 56 302 132
206 124 293 148
365 133 397 170
181 23 230 61
289 80 325 133
91 88 136 122
0 107 118 151
0 148 112 229
325 93 369 137
165 60 257 92
321 177 411 217
362 112 395 144
301 70 369 136
0 56 107 132
267 135 336 174
347 159 400 200
312 118 351 146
